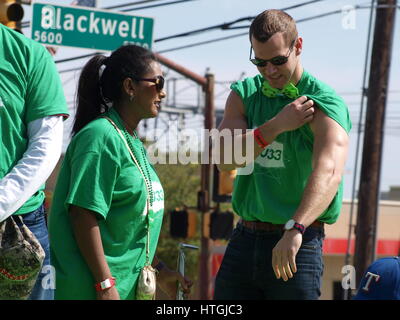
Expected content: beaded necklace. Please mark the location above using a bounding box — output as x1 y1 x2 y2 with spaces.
124 129 154 206
119 120 154 207
102 113 154 269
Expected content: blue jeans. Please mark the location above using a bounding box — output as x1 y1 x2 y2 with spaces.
19 203 54 300
214 223 325 300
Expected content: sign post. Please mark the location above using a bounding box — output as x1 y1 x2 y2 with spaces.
31 2 154 51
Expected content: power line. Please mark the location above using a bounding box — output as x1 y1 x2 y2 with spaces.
155 0 326 42
59 66 84 74
56 52 101 64
21 0 197 28
344 0 376 300
155 6 350 52
120 0 198 12
156 4 400 53
228 3 400 30
158 32 248 53
347 100 400 105
103 0 165 10
339 90 400 96
226 9 344 30
54 2 370 65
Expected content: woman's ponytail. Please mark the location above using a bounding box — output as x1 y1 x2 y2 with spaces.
72 54 108 136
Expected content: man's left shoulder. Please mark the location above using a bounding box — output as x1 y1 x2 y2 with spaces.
305 72 341 98
304 72 351 133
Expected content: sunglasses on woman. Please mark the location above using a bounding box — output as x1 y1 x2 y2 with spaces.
249 40 295 67
133 75 165 91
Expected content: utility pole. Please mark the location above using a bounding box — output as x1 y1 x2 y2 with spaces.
154 53 214 299
199 72 214 300
354 0 397 288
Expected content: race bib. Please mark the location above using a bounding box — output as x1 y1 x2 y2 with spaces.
255 141 285 168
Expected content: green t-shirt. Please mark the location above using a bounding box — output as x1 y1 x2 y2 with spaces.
49 108 164 300
0 25 69 214
231 70 351 224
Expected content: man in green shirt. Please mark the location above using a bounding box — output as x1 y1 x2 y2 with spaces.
214 9 351 300
0 24 69 299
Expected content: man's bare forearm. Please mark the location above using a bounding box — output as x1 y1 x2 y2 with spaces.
216 119 281 171
217 96 314 171
292 165 342 227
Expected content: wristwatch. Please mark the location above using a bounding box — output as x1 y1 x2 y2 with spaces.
94 277 116 292
284 219 305 235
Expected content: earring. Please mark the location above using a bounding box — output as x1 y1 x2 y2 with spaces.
129 94 134 102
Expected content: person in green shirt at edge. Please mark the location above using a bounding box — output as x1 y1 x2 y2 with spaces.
214 9 351 300
49 45 192 300
0 24 69 300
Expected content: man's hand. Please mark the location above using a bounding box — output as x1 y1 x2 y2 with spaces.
272 230 303 281
271 96 314 134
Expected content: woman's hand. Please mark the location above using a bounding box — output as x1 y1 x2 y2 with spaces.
156 266 193 299
96 286 120 300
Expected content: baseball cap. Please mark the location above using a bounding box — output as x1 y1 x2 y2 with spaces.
353 256 400 300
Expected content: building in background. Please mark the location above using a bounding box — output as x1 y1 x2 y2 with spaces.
321 198 399 300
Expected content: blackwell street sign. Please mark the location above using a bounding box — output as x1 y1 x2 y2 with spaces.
31 2 154 51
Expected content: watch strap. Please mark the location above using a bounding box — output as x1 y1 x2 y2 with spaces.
292 222 305 235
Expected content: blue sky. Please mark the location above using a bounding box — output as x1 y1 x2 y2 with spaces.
22 0 400 199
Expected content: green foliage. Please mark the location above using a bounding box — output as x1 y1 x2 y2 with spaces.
153 162 202 295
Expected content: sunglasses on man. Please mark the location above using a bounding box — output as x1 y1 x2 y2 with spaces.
132 75 165 91
249 40 296 67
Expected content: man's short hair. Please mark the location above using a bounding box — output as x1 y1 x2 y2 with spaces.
249 9 298 46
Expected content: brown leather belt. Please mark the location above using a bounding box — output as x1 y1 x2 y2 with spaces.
239 219 324 232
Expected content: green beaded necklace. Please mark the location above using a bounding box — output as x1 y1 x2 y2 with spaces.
120 121 154 207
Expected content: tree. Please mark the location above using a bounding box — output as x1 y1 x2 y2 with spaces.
153 161 201 298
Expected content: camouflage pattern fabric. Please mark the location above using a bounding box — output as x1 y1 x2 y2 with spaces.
0 215 45 300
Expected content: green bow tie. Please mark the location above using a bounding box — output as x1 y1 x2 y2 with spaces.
261 80 300 99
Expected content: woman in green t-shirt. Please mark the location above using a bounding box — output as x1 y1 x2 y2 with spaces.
49 45 192 300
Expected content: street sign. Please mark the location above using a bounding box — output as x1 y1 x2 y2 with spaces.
31 2 154 51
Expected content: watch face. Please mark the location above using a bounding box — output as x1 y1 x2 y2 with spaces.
285 219 295 230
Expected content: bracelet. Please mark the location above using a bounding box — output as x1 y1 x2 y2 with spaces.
154 261 165 274
254 127 269 149
94 277 116 292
